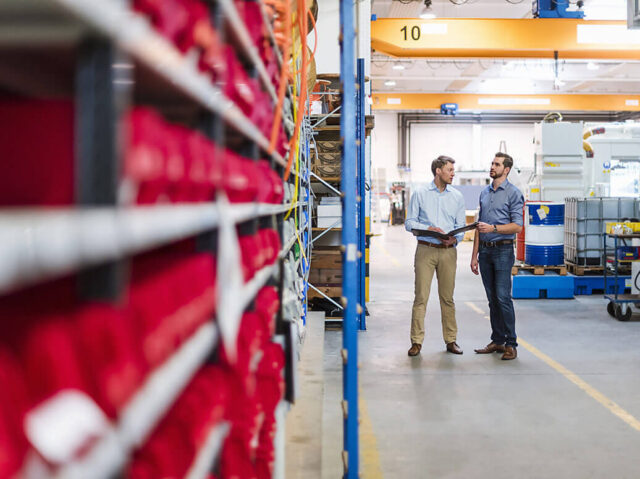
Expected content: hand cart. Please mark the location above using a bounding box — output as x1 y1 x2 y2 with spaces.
603 233 640 321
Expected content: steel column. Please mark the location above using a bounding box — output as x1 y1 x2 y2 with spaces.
357 58 367 330
340 1 359 477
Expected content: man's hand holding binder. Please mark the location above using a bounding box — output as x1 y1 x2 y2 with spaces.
412 222 478 245
427 226 457 246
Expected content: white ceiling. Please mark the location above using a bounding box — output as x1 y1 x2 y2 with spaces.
370 0 639 95
371 0 627 20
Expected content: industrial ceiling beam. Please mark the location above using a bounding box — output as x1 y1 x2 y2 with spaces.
372 93 640 111
371 18 640 59
372 75 640 83
568 63 634 92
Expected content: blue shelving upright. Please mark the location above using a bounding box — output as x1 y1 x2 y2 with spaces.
339 1 360 477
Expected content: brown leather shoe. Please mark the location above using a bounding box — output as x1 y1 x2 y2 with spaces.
501 346 517 360
474 342 506 354
408 343 422 357
446 342 463 354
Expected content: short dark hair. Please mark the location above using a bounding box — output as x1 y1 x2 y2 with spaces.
495 152 514 171
431 155 455 176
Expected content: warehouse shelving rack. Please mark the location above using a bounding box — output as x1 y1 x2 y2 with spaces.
308 76 371 331
0 0 311 477
604 233 640 321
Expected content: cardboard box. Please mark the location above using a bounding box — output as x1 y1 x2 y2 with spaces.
311 250 342 269
308 268 343 284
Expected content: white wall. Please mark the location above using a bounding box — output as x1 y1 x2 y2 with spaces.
309 0 339 74
371 114 536 188
409 124 474 182
479 124 535 170
371 112 401 182
311 0 371 75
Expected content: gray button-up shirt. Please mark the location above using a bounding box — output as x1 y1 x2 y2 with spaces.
478 179 524 242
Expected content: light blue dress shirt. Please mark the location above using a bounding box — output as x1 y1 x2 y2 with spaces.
404 182 466 245
478 179 524 242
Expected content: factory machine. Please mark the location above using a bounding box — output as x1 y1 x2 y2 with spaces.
529 121 640 201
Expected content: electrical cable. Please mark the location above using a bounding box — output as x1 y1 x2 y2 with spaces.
283 0 309 183
268 0 292 155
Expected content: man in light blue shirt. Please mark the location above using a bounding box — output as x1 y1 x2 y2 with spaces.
405 155 466 357
471 152 524 360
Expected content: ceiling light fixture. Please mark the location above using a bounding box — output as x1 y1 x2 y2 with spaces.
586 61 600 70
384 80 397 86
419 0 436 19
392 63 405 70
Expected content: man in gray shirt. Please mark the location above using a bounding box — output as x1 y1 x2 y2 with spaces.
471 152 524 360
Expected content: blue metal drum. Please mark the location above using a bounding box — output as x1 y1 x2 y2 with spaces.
525 202 565 266
527 202 565 226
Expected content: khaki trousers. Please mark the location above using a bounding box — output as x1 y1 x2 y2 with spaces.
410 243 458 345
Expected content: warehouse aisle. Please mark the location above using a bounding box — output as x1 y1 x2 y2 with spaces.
323 225 640 479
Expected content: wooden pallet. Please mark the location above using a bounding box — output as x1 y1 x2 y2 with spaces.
564 261 604 276
512 263 567 276
307 285 341 300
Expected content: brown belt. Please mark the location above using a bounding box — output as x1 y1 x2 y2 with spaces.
418 240 454 249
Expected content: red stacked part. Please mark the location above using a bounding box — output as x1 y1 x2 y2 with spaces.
0 243 219 473
0 100 284 207
127 366 230 479
132 0 288 152
129 249 217 369
219 289 284 479
239 229 282 282
0 99 75 206
125 107 284 205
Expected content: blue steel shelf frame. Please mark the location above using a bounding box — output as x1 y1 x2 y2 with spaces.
356 58 367 331
340 1 360 477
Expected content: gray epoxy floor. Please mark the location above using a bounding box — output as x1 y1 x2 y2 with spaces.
322 225 640 479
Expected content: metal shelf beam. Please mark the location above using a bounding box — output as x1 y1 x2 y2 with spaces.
0 202 301 295
1 0 287 168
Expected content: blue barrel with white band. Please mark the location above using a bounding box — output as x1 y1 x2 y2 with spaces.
524 202 565 266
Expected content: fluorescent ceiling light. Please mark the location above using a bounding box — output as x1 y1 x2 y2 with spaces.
478 98 551 106
420 0 436 19
586 61 600 70
392 64 405 70
421 24 447 35
582 4 626 20
479 78 535 94
577 25 640 44
384 80 396 86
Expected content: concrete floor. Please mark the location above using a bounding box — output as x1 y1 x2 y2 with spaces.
318 225 640 479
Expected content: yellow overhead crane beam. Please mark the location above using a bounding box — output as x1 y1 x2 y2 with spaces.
371 18 640 59
372 93 640 111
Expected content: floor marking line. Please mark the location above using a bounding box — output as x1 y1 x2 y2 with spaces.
359 391 384 478
372 242 401 268
518 338 640 432
465 301 485 315
466 302 640 433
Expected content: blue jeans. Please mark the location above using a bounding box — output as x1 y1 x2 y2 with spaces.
478 244 518 348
